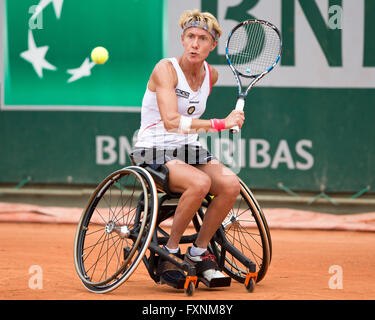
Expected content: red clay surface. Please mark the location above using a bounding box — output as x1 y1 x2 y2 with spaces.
1 202 375 231
1 222 374 300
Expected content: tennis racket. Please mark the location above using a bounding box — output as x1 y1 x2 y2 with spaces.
225 19 282 133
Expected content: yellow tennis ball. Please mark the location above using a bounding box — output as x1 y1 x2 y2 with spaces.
91 46 109 64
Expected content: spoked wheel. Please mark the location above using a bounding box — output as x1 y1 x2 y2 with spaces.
74 166 158 293
200 179 271 284
239 179 272 264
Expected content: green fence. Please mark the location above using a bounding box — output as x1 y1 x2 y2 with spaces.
1 0 374 195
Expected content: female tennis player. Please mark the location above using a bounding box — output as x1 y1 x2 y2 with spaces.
131 9 244 288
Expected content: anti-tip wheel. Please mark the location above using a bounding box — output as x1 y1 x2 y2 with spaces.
184 281 195 296
245 277 255 293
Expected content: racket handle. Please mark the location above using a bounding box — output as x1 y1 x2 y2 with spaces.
230 97 245 134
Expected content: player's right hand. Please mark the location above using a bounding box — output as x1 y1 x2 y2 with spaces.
225 110 245 129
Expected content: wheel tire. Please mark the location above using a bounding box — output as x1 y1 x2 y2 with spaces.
184 281 195 297
73 167 158 293
245 277 255 293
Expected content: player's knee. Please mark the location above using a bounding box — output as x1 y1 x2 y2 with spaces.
190 174 211 198
220 176 241 200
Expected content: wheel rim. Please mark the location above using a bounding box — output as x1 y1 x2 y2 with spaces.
203 184 270 283
74 168 151 287
222 185 270 282
239 179 272 263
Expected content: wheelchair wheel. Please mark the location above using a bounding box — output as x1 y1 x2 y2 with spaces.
201 179 271 284
74 166 158 293
239 179 272 263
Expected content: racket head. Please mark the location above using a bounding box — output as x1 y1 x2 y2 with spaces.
225 19 282 79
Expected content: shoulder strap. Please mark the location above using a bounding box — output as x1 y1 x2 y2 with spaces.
204 61 212 96
168 57 189 89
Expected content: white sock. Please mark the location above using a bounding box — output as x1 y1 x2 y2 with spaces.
165 245 179 254
190 245 207 256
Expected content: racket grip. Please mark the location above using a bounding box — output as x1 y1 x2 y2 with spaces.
230 97 245 133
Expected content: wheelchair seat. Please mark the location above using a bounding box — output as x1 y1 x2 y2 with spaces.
130 157 181 198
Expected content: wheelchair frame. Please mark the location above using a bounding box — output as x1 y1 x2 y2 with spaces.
74 164 272 296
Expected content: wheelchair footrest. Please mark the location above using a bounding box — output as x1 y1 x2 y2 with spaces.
159 274 231 289
198 275 232 288
159 277 186 290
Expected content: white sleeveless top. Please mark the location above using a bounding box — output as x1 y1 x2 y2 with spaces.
134 58 211 149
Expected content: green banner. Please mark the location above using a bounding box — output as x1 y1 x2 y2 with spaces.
2 0 163 110
1 0 374 195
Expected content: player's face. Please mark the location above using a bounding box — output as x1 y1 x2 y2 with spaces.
181 27 217 62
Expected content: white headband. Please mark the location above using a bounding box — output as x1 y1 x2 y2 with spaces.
183 20 219 40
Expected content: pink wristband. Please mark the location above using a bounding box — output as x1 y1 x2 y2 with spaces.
210 118 226 132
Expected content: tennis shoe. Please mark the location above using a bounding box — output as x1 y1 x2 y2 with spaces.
157 246 186 289
185 247 231 287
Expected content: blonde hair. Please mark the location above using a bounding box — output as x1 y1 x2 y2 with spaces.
178 9 222 39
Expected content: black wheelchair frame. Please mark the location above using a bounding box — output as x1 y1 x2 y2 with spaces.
74 164 272 296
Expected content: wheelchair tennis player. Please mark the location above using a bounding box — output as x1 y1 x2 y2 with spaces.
130 9 245 289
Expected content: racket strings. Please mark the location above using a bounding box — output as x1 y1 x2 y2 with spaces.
228 23 280 76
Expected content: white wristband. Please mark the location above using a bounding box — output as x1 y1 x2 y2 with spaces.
179 115 192 133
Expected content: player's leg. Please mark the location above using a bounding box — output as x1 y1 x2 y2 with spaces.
194 159 241 248
164 159 212 249
157 159 211 287
184 159 239 287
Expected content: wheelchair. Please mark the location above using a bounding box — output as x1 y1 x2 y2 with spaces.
73 162 272 296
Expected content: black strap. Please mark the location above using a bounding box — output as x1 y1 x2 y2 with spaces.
195 259 218 274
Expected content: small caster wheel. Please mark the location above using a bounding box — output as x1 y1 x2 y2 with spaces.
184 281 195 296
245 277 255 293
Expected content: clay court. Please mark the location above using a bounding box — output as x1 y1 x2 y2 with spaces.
1 203 374 301
1 1 374 305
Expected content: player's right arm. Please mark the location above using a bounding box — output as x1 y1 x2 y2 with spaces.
148 59 192 132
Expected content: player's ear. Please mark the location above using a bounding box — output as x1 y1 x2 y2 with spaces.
210 39 218 52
